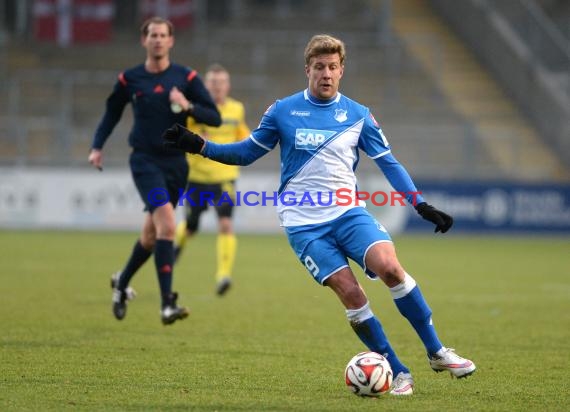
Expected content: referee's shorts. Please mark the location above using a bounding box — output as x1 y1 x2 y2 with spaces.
129 150 189 213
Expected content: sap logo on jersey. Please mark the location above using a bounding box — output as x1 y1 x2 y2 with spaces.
295 129 335 150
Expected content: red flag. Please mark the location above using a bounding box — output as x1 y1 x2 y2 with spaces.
33 0 114 47
73 0 115 43
139 0 194 31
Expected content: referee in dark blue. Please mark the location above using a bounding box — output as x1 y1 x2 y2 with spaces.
89 16 221 325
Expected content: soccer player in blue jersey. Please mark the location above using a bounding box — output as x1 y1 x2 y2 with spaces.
162 34 475 392
88 17 221 325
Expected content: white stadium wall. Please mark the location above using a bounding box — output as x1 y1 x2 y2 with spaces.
0 168 407 234
1 168 568 233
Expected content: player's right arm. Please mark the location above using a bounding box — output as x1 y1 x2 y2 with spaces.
203 137 268 165
163 123 267 165
89 73 130 170
163 101 280 166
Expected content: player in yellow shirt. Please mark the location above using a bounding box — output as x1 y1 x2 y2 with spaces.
174 64 250 295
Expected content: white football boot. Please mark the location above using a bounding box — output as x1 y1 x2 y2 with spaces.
429 347 476 378
389 372 414 396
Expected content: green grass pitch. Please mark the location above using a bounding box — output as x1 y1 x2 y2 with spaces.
1 230 569 411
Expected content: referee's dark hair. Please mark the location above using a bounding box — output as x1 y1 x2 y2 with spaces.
140 16 174 37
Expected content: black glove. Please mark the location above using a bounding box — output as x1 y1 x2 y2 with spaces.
415 202 453 233
162 123 205 153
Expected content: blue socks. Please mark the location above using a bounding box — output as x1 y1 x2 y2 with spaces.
154 239 174 306
390 273 443 355
118 240 152 291
347 302 409 376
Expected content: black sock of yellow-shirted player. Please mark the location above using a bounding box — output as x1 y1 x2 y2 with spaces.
216 233 236 281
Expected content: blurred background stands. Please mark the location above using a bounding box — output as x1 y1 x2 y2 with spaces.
0 0 568 182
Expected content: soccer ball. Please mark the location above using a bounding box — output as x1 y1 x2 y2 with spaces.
344 351 393 397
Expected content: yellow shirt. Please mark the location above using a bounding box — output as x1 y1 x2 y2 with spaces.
186 97 250 183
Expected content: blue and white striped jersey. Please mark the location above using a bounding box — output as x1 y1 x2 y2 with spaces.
203 88 423 227
250 89 391 226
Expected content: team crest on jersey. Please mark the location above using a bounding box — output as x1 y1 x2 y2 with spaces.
375 220 388 233
295 128 335 150
334 109 348 123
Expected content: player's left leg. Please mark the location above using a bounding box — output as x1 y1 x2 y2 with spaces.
151 203 190 325
365 241 475 378
214 186 236 296
215 216 235 295
286 218 412 395
339 207 475 379
363 242 444 355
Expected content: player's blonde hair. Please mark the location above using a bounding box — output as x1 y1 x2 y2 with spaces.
205 63 229 76
304 34 346 66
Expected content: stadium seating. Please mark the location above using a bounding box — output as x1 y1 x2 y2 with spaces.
1 0 567 181
391 0 567 181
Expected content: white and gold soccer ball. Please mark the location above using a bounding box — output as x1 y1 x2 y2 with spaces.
344 351 393 397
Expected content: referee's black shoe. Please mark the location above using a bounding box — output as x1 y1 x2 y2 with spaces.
112 288 128 320
110 272 136 320
161 292 189 325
